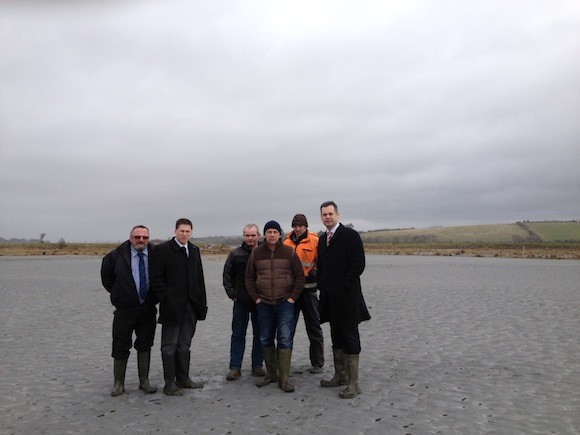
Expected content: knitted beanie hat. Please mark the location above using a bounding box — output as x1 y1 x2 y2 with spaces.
291 213 308 227
263 220 282 234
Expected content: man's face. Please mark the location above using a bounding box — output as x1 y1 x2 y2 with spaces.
292 224 307 238
320 205 339 230
175 224 192 245
243 227 259 249
265 228 280 247
130 227 149 251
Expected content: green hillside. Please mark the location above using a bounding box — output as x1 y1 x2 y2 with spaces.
524 222 580 241
360 221 580 244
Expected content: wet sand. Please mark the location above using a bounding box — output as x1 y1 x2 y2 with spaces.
0 255 579 434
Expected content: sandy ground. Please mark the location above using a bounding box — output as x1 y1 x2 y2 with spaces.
1 255 579 434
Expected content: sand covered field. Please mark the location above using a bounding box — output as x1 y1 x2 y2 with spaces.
0 255 579 434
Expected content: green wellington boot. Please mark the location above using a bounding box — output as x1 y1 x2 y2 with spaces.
137 350 157 394
339 354 360 399
277 348 295 392
111 358 128 397
256 346 279 387
320 348 348 387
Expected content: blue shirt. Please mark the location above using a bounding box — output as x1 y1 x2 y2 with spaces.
131 246 149 303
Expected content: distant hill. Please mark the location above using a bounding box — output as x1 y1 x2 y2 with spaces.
2 221 579 258
2 221 579 246
359 221 580 244
0 238 40 243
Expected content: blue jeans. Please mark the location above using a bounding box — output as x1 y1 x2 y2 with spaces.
256 300 296 350
230 300 263 370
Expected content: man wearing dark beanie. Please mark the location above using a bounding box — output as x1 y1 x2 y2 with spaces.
245 220 305 392
284 214 324 374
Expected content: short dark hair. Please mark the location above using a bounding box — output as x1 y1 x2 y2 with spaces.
175 218 193 229
320 201 338 212
130 225 149 235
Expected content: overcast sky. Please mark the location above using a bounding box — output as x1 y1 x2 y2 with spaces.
1 1 579 242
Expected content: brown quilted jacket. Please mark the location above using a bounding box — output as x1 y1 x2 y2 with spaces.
245 241 305 305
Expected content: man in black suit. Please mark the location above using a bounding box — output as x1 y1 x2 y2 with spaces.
317 201 371 399
151 218 208 396
101 225 158 396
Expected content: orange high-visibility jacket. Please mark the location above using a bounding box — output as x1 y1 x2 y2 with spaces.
284 231 318 288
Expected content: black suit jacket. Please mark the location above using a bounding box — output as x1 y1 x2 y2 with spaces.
151 238 208 325
317 223 370 327
101 240 157 310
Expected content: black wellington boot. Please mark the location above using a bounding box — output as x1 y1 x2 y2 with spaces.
175 351 203 389
162 353 182 396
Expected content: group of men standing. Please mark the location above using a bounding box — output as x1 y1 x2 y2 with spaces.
101 201 370 400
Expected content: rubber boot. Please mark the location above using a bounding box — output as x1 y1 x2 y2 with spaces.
176 351 203 389
320 348 348 387
277 348 295 392
162 353 182 396
339 354 360 399
256 346 279 387
111 358 128 397
137 350 157 394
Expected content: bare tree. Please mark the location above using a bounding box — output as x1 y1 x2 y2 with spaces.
40 233 46 244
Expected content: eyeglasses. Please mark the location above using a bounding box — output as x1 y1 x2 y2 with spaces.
132 236 149 240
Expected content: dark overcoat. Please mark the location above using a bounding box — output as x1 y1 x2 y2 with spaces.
317 223 370 327
151 238 208 325
101 240 157 309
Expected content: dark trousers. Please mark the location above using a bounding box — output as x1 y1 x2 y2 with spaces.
292 289 324 367
111 305 157 360
161 303 197 356
330 323 361 355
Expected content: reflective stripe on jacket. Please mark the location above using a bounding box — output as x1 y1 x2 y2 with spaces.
284 231 318 288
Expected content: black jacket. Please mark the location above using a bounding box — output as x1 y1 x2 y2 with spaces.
151 238 208 325
223 242 257 307
101 240 158 309
317 223 370 327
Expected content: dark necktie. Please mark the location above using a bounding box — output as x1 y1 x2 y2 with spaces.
327 231 333 246
137 252 148 302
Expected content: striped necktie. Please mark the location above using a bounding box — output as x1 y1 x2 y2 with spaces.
327 231 333 246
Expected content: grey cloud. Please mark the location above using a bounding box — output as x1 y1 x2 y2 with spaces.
1 0 579 241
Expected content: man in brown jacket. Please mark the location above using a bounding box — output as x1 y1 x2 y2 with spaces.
245 220 305 392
